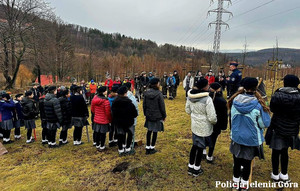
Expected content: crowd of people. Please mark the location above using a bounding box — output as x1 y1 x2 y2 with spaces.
0 62 299 191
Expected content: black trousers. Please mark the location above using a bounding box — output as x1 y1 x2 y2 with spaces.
15 128 20 136
272 148 289 175
73 126 83 141
185 87 190 98
146 130 157 147
162 86 167 97
189 145 203 167
60 129 68 141
27 128 32 140
3 129 11 139
48 129 57 143
208 132 219 157
42 128 48 141
95 132 106 147
233 155 252 181
168 86 174 98
173 86 178 98
109 123 117 141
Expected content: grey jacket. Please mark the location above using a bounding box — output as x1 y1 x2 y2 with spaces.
143 88 166 122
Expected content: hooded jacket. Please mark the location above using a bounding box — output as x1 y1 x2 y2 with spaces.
21 97 37 120
230 93 271 146
143 88 166 122
112 96 138 129
0 99 15 121
270 87 300 137
44 93 63 124
209 91 228 134
58 96 72 125
91 95 112 125
186 89 217 137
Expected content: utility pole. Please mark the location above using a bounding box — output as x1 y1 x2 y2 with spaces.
208 0 233 73
242 37 248 77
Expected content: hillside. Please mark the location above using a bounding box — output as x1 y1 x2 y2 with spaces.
226 48 300 67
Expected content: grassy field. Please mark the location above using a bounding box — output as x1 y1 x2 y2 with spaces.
0 87 299 191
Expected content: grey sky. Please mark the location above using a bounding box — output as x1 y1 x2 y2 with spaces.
49 0 300 51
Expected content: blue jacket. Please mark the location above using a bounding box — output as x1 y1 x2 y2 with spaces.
230 94 270 146
228 69 242 86
167 76 176 86
0 99 15 121
108 96 117 107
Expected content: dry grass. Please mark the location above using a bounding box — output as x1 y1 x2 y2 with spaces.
0 87 299 191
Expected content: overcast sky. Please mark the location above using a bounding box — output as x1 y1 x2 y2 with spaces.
48 0 300 52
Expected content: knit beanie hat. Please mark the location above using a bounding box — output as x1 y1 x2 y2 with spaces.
210 82 222 91
149 78 160 85
241 77 258 90
196 78 208 90
284 75 299 88
117 86 128 95
97 86 107 94
48 86 57 92
111 86 119 93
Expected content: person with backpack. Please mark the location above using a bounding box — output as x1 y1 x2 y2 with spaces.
112 86 138 156
39 88 48 144
266 75 300 183
70 86 89 145
143 78 166 155
228 77 271 190
13 94 24 140
58 87 72 146
0 93 15 144
185 78 217 176
167 72 176 100
44 86 63 148
22 91 38 144
108 86 119 147
91 86 112 152
206 82 228 163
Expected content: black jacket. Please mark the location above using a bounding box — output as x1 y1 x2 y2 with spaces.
39 96 46 120
58 96 72 125
44 93 63 124
140 76 149 86
112 96 138 128
21 97 38 120
70 94 89 118
143 88 167 121
209 92 228 134
270 87 300 137
174 74 180 86
161 76 168 87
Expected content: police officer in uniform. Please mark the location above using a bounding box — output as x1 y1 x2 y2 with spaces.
227 62 242 98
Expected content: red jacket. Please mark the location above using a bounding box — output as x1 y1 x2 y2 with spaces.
91 95 112 124
205 75 215 85
105 79 113 90
113 81 121 85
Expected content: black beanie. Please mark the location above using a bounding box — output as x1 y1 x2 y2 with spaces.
149 77 160 85
241 77 258 90
196 78 208 90
117 86 128 95
25 90 33 97
111 86 119 93
210 82 222 91
48 86 57 92
97 86 107 94
284 75 299 88
124 82 132 90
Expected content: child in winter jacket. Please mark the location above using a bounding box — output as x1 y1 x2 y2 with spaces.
112 86 138 156
0 93 16 144
108 86 118 147
167 73 176 100
39 88 48 144
206 82 228 163
13 94 24 140
21 91 38 144
266 75 300 182
185 78 217 176
143 78 167 155
228 77 271 190
91 86 112 151
58 87 72 146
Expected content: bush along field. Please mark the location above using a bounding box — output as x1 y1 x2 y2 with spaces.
0 87 299 190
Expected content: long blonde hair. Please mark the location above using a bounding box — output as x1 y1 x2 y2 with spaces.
227 88 271 113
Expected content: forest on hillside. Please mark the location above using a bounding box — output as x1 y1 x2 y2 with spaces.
0 0 231 89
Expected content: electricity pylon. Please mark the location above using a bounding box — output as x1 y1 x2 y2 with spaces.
208 0 233 73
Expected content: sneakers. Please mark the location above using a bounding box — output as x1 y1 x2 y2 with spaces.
118 149 126 157
74 141 84 145
145 146 157 155
42 140 48 145
271 172 280 182
192 166 204 177
187 164 194 175
3 139 14 144
97 146 106 152
232 176 240 190
279 172 291 182
14 135 21 140
26 138 35 144
240 179 249 191
206 155 214 163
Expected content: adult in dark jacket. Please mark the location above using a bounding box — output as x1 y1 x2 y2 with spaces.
21 91 38 143
112 86 138 156
70 85 89 145
266 75 300 182
215 71 226 91
13 94 24 140
160 72 168 98
39 87 48 144
0 94 15 144
207 83 228 163
140 72 149 98
173 70 180 98
58 88 72 145
143 78 167 155
44 86 63 148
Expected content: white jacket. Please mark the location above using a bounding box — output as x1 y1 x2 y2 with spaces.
183 76 194 90
185 90 217 137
